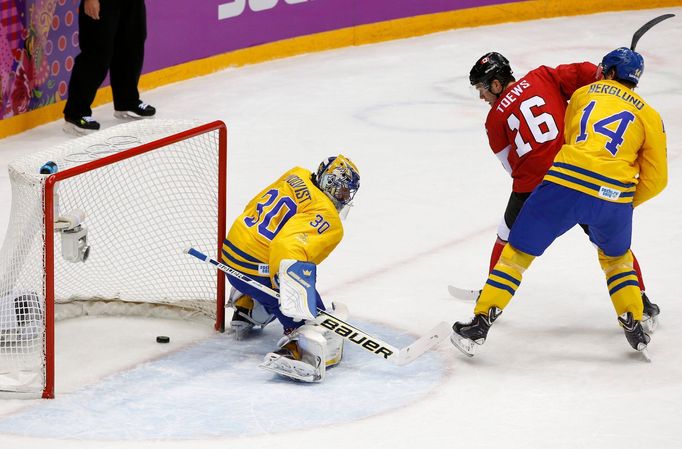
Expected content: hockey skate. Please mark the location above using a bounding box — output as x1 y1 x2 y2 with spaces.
618 312 651 360
63 115 100 135
641 292 660 334
450 307 502 357
114 101 156 120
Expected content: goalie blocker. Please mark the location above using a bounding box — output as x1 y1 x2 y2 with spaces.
278 259 318 322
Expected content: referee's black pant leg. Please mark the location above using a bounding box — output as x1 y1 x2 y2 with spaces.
110 0 148 110
64 1 120 118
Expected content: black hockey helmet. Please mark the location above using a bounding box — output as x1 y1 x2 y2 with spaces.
469 52 513 88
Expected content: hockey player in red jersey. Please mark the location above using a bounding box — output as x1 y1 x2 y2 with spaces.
464 52 659 331
451 47 667 359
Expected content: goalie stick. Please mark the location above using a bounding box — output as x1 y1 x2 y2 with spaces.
185 247 450 365
630 14 675 50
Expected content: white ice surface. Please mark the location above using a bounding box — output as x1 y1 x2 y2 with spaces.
1 7 682 449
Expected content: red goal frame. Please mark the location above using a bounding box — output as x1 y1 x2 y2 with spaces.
40 120 228 398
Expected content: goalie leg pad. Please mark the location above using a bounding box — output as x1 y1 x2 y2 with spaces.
260 341 319 382
314 302 347 367
322 330 344 368
233 294 275 327
260 325 328 382
227 288 275 340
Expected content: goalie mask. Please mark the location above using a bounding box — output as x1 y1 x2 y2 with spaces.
314 155 360 214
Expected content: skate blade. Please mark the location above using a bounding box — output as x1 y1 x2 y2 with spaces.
62 122 96 136
259 355 317 382
449 332 479 357
639 347 652 363
114 111 155 120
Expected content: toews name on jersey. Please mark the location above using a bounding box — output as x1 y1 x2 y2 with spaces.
495 79 531 113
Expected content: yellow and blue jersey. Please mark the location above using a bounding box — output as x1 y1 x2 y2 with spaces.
544 79 667 207
223 167 343 286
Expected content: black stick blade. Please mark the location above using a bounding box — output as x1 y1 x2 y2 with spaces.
631 14 675 50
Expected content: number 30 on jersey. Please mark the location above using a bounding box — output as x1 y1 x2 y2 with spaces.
244 189 331 240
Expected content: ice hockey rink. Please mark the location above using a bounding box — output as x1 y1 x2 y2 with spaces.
1 6 682 449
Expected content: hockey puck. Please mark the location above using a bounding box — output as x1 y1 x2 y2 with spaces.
156 336 170 343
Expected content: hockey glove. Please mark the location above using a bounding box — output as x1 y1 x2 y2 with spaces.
278 259 317 321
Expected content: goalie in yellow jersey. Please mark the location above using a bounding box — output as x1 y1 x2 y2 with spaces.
222 155 360 382
451 47 667 360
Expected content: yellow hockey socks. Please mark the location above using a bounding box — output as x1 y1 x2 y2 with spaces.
475 244 535 315
599 250 643 320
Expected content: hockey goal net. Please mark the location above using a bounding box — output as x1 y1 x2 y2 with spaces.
0 120 227 398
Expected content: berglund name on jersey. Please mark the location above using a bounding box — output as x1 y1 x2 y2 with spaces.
588 83 645 110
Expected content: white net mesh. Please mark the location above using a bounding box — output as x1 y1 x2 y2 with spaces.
0 120 224 396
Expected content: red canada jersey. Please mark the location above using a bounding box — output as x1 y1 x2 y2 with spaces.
485 62 598 192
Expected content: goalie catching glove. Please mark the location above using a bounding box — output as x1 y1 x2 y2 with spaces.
278 259 318 321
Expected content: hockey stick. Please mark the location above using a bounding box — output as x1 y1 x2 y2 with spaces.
447 285 481 302
185 247 450 365
631 14 675 50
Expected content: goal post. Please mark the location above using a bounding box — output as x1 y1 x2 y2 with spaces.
0 120 227 398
